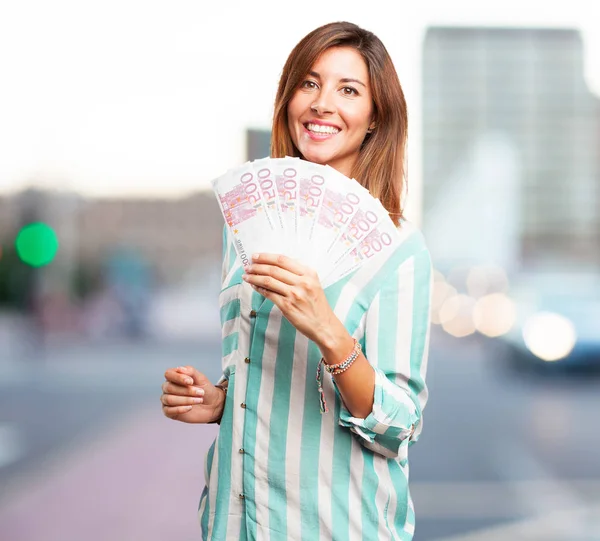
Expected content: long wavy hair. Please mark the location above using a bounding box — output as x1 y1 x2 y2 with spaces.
271 21 408 225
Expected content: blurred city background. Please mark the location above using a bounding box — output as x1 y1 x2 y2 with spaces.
1 2 599 540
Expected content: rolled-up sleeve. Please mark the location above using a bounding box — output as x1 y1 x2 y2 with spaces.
337 247 433 459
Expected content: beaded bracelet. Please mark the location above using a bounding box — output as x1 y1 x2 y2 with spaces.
316 339 361 414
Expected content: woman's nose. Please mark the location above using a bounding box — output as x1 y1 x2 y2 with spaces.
310 91 336 115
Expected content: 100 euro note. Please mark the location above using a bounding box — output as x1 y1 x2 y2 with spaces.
212 162 282 268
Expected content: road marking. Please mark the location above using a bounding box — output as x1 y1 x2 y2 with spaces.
0 424 23 468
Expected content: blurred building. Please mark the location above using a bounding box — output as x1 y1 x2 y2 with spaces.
422 27 600 271
76 192 223 283
0 189 223 287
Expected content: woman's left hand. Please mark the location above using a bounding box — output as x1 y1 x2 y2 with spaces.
242 253 342 346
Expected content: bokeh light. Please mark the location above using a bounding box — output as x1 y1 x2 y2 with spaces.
522 312 577 361
15 222 59 267
473 293 516 337
440 294 477 337
431 278 458 325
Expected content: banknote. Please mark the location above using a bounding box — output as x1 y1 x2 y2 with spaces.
295 161 327 267
323 217 401 286
328 197 389 267
212 163 278 267
312 166 371 266
211 157 400 280
251 157 285 234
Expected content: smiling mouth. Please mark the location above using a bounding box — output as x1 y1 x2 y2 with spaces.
304 122 340 135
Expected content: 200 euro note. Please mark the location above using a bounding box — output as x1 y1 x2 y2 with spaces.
212 163 280 267
322 217 401 287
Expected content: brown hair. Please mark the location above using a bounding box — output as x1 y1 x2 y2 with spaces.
271 21 408 225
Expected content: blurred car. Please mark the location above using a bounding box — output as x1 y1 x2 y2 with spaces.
498 271 600 373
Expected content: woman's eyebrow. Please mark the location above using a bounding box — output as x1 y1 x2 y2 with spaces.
308 71 366 88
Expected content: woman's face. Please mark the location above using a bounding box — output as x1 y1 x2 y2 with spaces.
287 46 375 177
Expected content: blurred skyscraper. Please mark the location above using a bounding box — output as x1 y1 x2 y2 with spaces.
422 27 600 272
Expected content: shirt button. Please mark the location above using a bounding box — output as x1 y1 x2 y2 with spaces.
244 357 251 364
239 493 245 500
250 310 257 318
239 448 245 454
241 402 247 409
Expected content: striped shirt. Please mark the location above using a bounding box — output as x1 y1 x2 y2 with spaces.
198 219 433 540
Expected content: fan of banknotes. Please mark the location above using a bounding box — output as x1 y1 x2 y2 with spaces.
211 157 402 288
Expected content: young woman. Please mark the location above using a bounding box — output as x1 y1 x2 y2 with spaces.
161 21 433 540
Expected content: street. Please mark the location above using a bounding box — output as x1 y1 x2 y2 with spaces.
0 330 599 540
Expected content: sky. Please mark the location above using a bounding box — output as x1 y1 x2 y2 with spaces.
0 0 598 214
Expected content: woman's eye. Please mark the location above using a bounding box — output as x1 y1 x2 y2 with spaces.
302 80 318 89
342 86 358 96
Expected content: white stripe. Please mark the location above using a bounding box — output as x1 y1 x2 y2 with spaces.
414 263 433 439
318 276 362 541
222 316 238 338
385 467 400 540
365 293 380 367
394 256 415 392
372 455 394 539
253 307 283 539
285 333 309 540
224 283 253 539
347 440 364 541
318 397 335 541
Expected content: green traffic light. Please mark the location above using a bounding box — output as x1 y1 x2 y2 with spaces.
15 222 59 267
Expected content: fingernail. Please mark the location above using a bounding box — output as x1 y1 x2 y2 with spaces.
193 388 204 396
192 397 203 404
183 405 193 411
242 275 248 281
252 253 259 260
185 378 194 385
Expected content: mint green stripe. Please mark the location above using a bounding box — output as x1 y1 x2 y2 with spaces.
389 460 410 538
267 318 297 537
242 300 274 539
199 440 216 534
229 242 237 269
328 277 357 541
224 265 244 289
377 251 400 372
199 485 210 537
360 451 379 539
408 249 432 403
222 224 228 261
211 372 236 538
222 332 239 358
220 299 240 323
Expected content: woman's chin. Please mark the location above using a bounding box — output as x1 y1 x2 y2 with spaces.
300 149 335 167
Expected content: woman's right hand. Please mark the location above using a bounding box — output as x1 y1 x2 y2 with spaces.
161 365 226 424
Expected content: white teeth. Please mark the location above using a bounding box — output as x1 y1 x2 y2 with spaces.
306 123 339 134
